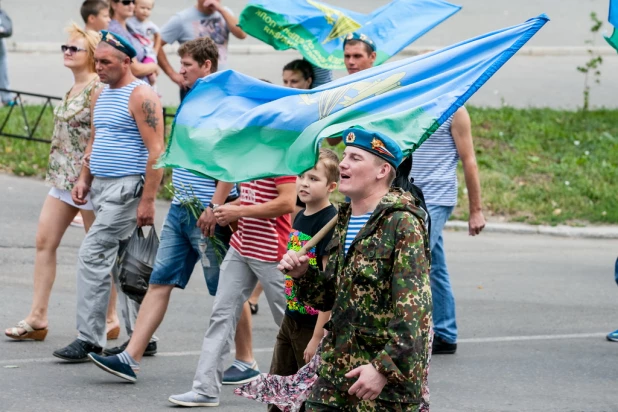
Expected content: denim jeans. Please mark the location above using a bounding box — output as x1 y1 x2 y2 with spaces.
0 39 13 103
149 204 223 296
427 204 457 344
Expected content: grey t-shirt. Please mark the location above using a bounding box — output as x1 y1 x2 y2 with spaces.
160 6 233 67
126 17 159 61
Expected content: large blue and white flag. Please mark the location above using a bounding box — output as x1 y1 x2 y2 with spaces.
158 15 550 182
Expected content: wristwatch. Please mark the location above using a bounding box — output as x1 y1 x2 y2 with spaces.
208 203 220 210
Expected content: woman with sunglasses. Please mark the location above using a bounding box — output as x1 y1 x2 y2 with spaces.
109 0 158 81
4 24 121 342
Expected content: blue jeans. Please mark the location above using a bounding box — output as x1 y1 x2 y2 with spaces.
0 39 13 103
427 204 457 343
149 204 224 295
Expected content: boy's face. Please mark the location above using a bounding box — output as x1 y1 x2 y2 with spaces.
296 162 336 205
88 8 111 32
135 0 154 21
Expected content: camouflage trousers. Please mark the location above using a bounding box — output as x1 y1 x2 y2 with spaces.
304 377 420 412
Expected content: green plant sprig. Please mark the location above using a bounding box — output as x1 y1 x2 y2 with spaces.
165 182 228 265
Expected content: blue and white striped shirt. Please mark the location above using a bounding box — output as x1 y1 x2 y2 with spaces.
344 212 372 255
171 168 237 207
310 64 333 88
410 113 460 206
90 80 149 177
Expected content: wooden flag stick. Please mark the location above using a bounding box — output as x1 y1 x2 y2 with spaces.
282 215 338 274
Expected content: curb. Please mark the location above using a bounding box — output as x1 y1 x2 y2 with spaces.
445 221 618 239
5 42 618 57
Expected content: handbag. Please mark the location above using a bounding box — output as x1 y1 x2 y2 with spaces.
117 226 160 304
0 9 13 38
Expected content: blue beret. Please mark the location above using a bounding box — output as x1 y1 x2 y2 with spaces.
342 127 403 168
343 32 376 52
100 30 137 59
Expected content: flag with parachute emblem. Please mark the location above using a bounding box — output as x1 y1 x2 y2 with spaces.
238 0 461 70
157 15 550 183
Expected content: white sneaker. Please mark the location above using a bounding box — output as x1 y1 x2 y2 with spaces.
168 391 220 407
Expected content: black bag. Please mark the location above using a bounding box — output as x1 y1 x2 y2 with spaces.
393 156 431 234
117 226 159 304
0 9 13 38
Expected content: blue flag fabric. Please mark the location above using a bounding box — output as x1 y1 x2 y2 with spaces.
238 0 461 70
605 0 618 51
158 15 550 183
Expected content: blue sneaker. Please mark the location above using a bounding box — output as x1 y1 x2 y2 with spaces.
222 362 260 385
607 329 618 342
168 391 219 407
88 352 137 383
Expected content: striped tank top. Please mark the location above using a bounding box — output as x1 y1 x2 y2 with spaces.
90 80 149 177
171 168 238 207
344 212 372 255
410 113 460 206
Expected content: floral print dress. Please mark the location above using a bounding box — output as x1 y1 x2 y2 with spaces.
45 79 100 191
235 330 433 411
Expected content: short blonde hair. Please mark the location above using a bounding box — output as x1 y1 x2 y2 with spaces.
317 148 340 184
66 22 101 73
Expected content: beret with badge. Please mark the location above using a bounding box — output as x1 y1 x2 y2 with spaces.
100 30 137 59
342 126 403 168
343 32 376 52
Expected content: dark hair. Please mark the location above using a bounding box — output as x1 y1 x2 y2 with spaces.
80 0 109 23
344 39 374 56
282 59 314 88
178 37 219 73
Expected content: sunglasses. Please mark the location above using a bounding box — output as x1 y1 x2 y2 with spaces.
114 0 135 4
61 45 87 55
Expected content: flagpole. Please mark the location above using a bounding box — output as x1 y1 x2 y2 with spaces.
282 215 338 274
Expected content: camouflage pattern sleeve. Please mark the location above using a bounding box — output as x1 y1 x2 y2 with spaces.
295 264 337 312
370 213 432 384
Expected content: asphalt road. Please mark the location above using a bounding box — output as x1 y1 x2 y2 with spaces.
1 172 618 411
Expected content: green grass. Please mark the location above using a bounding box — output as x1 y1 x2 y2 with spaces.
452 107 618 225
1 105 617 225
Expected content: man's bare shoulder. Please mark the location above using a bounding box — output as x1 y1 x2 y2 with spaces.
129 84 160 103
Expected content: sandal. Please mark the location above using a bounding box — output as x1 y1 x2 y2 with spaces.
5 320 48 341
249 302 259 315
106 325 120 340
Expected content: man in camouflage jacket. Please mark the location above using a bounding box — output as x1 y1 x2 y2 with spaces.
280 127 433 411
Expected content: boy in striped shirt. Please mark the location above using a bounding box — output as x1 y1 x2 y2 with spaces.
167 174 296 406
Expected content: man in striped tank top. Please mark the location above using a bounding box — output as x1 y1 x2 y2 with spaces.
53 31 165 362
410 107 486 355
280 127 433 411
88 38 238 383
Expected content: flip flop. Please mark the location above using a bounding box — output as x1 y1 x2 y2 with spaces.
107 325 120 340
5 320 48 341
